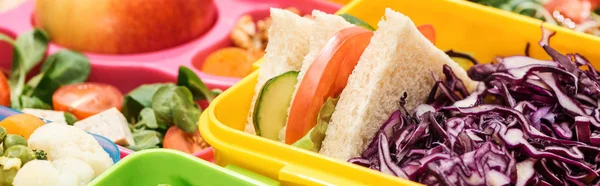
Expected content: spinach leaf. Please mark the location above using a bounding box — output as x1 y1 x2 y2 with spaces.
177 66 214 102
2 29 49 109
64 112 78 125
40 50 91 85
152 86 201 133
122 83 175 121
25 50 90 104
340 14 375 31
127 130 163 151
9 29 49 86
27 74 61 104
23 74 43 95
138 107 161 129
19 96 51 110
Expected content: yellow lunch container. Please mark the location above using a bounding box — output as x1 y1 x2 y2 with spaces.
199 0 600 185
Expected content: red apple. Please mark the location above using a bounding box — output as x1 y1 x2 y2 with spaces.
34 0 216 54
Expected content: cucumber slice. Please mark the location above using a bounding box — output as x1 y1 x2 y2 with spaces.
253 71 299 140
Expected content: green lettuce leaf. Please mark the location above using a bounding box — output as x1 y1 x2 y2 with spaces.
292 97 339 152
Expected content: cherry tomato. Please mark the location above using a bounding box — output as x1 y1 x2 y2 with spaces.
0 114 45 139
544 0 592 23
0 72 9 106
417 24 436 45
52 83 123 120
163 126 208 154
285 27 373 144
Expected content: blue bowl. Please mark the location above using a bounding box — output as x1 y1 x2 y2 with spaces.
0 106 120 163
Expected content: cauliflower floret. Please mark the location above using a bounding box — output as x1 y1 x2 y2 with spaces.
27 123 113 177
53 158 95 185
13 158 95 186
12 160 60 186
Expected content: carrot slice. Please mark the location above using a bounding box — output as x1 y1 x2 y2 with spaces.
201 47 261 78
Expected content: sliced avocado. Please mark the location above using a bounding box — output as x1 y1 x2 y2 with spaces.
253 71 299 140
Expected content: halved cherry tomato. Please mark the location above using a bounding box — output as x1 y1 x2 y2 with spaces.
285 27 373 144
52 82 123 120
0 114 45 139
163 126 208 154
417 24 436 45
0 72 9 106
544 0 592 23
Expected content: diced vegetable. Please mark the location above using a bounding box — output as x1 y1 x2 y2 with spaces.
0 156 20 186
4 145 35 165
33 149 47 160
3 134 27 150
0 114 44 139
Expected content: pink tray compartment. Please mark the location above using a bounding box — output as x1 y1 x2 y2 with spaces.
0 0 340 160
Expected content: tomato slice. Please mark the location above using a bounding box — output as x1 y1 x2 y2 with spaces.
163 126 208 154
285 27 373 144
0 72 9 106
52 83 123 119
544 0 592 23
417 24 436 45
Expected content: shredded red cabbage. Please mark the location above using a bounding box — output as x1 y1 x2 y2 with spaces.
349 28 600 185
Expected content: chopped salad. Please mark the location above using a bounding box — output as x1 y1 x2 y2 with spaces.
0 29 217 157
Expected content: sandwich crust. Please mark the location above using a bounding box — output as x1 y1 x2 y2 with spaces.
245 8 314 135
319 8 477 160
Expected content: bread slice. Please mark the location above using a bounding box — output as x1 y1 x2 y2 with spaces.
244 8 314 134
319 8 477 160
277 10 355 142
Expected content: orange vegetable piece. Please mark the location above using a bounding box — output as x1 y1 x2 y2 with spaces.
417 24 436 45
201 47 260 78
0 114 45 139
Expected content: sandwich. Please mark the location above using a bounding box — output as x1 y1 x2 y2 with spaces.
246 8 477 161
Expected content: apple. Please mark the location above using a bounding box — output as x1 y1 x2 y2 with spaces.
34 0 216 54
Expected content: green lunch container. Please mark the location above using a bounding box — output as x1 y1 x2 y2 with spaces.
89 149 280 186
